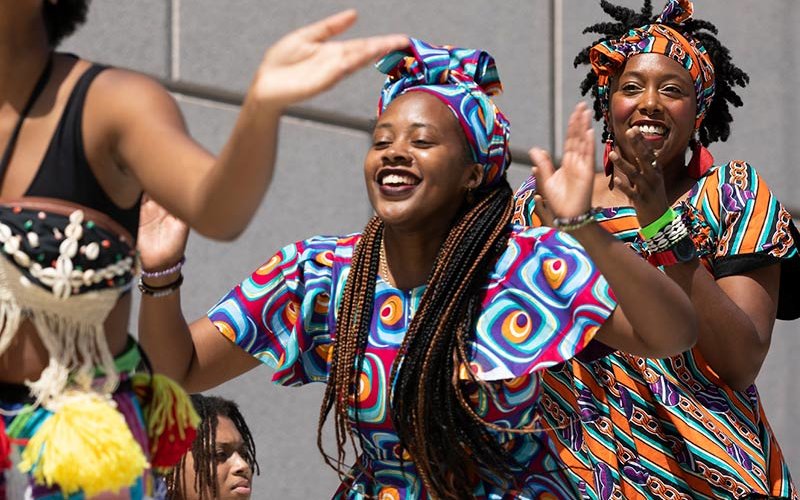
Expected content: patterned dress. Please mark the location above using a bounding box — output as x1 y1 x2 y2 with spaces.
515 161 800 499
208 226 618 499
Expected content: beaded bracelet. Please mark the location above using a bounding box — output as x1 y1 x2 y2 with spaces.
552 208 600 231
138 273 184 298
141 256 185 279
646 217 690 252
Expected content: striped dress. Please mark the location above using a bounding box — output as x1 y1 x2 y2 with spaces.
514 161 800 499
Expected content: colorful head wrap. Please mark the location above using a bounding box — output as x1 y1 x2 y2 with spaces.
590 0 715 130
376 38 511 188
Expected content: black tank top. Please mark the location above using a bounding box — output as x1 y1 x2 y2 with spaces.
22 63 141 237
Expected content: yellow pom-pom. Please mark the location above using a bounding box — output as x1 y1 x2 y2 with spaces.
18 391 148 497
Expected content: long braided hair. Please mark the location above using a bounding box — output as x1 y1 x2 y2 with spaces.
576 0 749 146
317 173 527 498
165 394 259 500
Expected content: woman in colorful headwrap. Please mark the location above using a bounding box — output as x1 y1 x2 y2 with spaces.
0 2 407 498
515 0 800 498
138 38 698 499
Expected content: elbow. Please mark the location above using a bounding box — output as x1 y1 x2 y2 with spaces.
192 219 247 241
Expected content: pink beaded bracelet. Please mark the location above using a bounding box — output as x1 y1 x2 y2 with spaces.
141 255 185 279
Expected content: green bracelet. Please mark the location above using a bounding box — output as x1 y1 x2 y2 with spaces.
640 207 678 240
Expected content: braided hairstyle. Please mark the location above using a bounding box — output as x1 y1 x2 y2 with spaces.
165 395 259 500
317 173 532 497
576 0 749 146
42 0 90 47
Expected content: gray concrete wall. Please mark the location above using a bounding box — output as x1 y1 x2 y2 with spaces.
63 1 799 498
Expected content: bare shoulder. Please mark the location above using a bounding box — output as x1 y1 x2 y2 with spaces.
85 67 183 128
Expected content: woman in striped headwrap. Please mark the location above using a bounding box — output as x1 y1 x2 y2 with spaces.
516 0 800 498
137 38 698 499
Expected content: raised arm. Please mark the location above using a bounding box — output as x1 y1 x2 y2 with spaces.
532 102 696 358
607 127 781 390
95 11 408 240
136 198 259 392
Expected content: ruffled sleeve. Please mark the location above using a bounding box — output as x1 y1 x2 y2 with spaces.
206 235 338 386
468 226 618 380
698 161 800 319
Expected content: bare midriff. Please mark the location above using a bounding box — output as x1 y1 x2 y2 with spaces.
0 293 132 384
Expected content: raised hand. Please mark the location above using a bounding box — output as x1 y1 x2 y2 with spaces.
137 195 190 273
607 126 670 225
253 10 408 109
529 102 595 221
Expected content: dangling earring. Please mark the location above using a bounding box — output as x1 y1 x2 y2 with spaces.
687 134 714 179
603 137 615 177
466 187 475 205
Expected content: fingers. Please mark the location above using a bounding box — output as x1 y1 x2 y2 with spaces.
533 194 555 226
295 9 358 42
529 148 555 191
625 126 658 173
338 35 409 73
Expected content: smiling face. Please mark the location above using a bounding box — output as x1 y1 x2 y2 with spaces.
365 91 484 233
608 52 697 172
182 416 253 500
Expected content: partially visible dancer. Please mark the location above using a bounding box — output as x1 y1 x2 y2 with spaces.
0 1 407 497
138 38 698 499
165 395 258 500
516 0 800 498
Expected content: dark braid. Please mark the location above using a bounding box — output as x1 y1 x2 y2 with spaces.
575 0 749 145
318 177 538 498
165 395 259 500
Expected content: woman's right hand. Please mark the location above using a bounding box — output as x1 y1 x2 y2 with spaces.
252 10 408 109
137 195 189 274
529 102 596 221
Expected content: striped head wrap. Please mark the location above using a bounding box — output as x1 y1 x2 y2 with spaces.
376 38 511 188
590 0 715 130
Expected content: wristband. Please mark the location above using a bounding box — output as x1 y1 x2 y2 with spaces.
640 208 678 240
138 273 183 298
552 208 600 232
141 256 185 279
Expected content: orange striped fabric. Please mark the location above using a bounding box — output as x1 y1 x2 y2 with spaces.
514 161 799 499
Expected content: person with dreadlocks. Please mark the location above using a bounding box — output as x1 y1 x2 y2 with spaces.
165 395 258 500
0 2 407 497
137 38 698 499
515 0 800 498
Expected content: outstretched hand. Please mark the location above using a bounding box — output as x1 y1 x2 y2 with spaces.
529 102 595 221
137 195 190 273
253 10 409 109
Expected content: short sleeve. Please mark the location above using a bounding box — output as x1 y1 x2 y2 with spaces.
207 236 338 386
701 162 800 319
468 226 618 380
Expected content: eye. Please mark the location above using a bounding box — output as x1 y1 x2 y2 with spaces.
411 139 434 148
372 139 391 149
661 85 686 96
620 82 642 94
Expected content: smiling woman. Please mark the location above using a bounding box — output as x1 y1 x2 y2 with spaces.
514 0 800 498
138 38 699 499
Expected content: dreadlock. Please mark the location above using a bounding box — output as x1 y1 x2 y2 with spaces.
317 174 540 498
165 394 260 500
575 0 749 146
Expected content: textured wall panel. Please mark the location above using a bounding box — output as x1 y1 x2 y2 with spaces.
60 0 170 78
179 0 552 152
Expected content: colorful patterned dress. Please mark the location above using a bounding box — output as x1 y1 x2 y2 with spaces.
515 161 800 499
208 225 618 499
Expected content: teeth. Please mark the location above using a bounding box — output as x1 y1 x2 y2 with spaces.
638 124 666 136
381 174 419 186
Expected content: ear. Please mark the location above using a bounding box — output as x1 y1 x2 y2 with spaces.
464 163 484 190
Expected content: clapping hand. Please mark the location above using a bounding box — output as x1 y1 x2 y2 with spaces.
137 195 190 274
529 102 596 223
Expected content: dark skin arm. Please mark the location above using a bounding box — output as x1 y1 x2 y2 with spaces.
532 103 697 359
609 126 780 390
88 11 408 240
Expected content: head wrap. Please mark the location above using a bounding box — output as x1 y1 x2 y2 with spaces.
376 38 511 188
590 0 715 130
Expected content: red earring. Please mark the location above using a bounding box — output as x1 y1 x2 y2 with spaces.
687 138 714 179
603 138 614 176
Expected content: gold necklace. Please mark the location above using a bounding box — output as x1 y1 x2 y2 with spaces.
380 237 393 286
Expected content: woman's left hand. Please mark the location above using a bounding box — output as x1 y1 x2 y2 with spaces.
137 195 190 274
529 102 595 221
607 127 670 225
